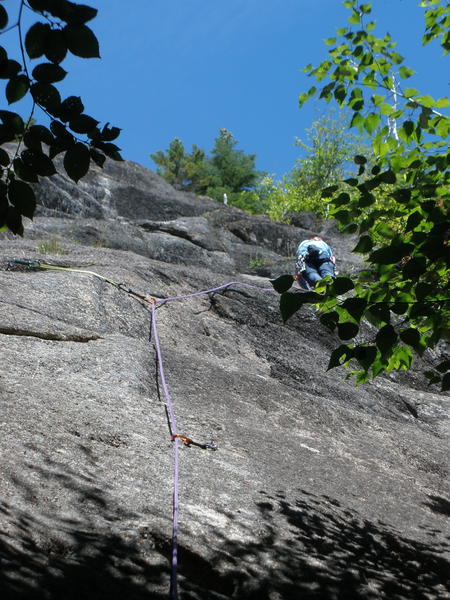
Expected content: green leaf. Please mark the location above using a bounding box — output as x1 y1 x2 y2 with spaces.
333 209 351 224
355 370 370 384
63 142 91 182
402 256 427 277
25 22 51 59
364 113 381 134
321 184 339 198
409 301 434 319
378 169 396 184
69 114 99 134
298 92 309 108
399 328 421 347
21 149 56 177
63 24 100 58
333 192 351 207
399 66 415 79
341 297 367 322
350 112 364 131
405 211 423 232
58 95 84 121
380 103 395 116
23 130 42 152
28 0 53 10
389 346 413 371
0 111 25 136
7 180 36 219
342 223 358 234
58 3 98 25
353 345 377 370
49 136 75 158
101 123 121 142
334 85 346 104
6 205 24 236
415 95 436 108
402 120 415 138
270 274 294 294
353 235 373 253
415 282 433 301
348 10 361 24
372 223 397 240
435 97 450 108
44 29 68 64
0 59 21 80
50 119 72 139
30 82 61 111
391 188 411 204
0 147 9 166
90 147 106 168
280 292 304 322
13 157 39 183
332 276 355 294
0 5 8 30
32 62 67 83
28 124 54 145
368 303 391 325
93 141 122 161
337 321 359 340
280 291 322 322
6 75 29 104
320 311 339 331
327 344 353 370
356 192 375 208
369 243 414 265
375 324 398 355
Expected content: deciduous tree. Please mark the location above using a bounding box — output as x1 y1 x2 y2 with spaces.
273 0 450 390
0 0 122 235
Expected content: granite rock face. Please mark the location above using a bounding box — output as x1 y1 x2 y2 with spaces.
0 157 448 600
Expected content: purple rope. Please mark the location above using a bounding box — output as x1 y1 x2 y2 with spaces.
151 302 179 600
155 281 274 304
151 280 275 599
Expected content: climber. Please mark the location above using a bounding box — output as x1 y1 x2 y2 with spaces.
294 235 336 289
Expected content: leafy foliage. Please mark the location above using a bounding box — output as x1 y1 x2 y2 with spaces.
150 128 261 207
0 0 122 235
255 113 370 222
274 0 450 390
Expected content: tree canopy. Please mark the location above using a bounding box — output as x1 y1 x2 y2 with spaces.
260 112 370 221
272 0 450 390
0 0 122 236
151 128 260 203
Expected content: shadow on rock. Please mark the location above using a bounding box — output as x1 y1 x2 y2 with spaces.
1 455 449 600
424 495 450 517
0 446 170 600
180 489 449 600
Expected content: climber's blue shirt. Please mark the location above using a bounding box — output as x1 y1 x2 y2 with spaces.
296 239 334 261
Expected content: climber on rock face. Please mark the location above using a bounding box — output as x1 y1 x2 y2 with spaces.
294 235 336 289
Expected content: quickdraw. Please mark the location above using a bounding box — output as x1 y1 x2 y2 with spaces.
171 433 217 451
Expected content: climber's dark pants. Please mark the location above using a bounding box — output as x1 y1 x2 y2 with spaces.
303 259 335 287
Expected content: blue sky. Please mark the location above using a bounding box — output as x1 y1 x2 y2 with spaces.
2 0 448 178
